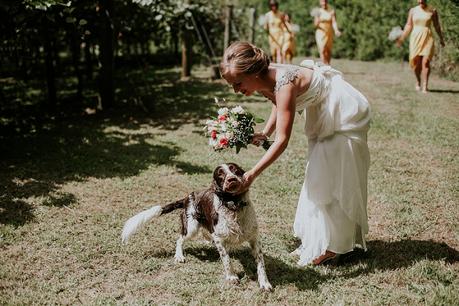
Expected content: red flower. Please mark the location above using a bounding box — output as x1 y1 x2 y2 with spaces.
218 115 226 121
211 130 217 139
219 137 228 147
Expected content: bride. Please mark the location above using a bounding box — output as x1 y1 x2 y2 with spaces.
219 41 371 265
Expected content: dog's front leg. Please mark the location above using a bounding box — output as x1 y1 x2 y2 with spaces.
250 239 273 291
212 234 238 284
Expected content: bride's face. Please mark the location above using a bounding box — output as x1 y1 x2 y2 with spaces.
223 69 260 97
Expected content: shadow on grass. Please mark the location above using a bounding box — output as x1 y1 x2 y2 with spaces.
1 71 228 226
235 249 323 291
333 239 459 278
428 89 459 94
149 245 324 291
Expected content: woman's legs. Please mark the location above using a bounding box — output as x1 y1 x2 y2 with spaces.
284 50 293 64
412 56 422 91
322 48 331 65
421 56 431 93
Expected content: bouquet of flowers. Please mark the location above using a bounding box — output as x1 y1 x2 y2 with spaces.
388 26 404 41
204 105 272 153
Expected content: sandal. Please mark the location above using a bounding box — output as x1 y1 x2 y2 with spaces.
312 250 338 265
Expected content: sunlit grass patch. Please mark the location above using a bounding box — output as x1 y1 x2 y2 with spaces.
1 59 458 304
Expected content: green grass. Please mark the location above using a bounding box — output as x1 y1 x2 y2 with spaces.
1 59 458 305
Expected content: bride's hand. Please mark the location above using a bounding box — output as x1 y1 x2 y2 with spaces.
241 170 257 192
251 132 268 147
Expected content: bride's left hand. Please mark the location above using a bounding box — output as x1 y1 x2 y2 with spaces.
252 133 268 147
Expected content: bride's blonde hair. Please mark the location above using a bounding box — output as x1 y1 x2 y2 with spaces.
220 41 270 77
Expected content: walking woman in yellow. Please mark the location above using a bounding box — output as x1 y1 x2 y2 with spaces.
282 13 296 64
397 0 445 93
264 0 285 63
314 0 341 65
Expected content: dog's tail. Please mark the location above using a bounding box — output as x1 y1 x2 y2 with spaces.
121 197 187 244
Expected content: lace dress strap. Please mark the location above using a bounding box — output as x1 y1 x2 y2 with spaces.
274 67 300 94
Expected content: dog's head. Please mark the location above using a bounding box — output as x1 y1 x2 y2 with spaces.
212 163 245 195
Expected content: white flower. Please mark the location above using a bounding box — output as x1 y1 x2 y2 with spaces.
388 26 404 41
225 131 234 139
220 122 227 132
218 107 229 116
231 105 245 114
209 138 217 146
310 7 321 17
232 121 239 128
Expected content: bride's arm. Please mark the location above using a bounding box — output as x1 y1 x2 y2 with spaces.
252 103 276 146
262 104 277 137
244 84 296 187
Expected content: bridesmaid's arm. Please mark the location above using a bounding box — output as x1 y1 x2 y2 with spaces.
331 11 341 37
432 9 445 47
397 8 414 46
314 16 320 28
243 85 297 188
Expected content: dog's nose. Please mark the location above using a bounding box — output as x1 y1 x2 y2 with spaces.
227 176 238 183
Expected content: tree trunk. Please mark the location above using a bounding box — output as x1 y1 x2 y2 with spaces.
43 23 57 110
181 29 192 79
69 28 83 102
84 41 93 81
99 0 114 109
248 8 256 44
223 5 233 51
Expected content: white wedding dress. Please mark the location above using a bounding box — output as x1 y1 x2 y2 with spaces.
275 60 371 266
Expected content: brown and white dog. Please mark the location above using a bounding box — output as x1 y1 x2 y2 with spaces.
121 163 272 291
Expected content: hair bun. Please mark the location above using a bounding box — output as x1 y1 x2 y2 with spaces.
221 41 270 76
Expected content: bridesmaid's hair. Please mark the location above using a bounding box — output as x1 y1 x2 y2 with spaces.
220 41 270 77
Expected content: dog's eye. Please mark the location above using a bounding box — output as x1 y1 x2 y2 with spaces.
229 164 243 176
218 169 226 177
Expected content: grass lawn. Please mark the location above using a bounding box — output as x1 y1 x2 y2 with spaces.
1 58 458 305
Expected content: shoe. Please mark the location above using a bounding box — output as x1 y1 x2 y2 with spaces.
312 250 338 265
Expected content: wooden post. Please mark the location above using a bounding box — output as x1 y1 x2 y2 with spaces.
223 5 233 50
248 7 256 44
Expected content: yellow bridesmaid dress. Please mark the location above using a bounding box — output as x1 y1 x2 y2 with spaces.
282 22 296 59
315 8 334 55
409 6 435 68
265 11 285 58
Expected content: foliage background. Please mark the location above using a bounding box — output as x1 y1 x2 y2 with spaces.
238 0 458 80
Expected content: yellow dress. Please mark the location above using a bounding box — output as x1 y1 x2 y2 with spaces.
315 8 334 54
265 11 284 58
282 22 296 59
409 6 435 68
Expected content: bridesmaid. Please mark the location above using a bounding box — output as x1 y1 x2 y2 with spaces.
264 0 285 63
281 13 296 64
397 0 445 93
314 0 341 65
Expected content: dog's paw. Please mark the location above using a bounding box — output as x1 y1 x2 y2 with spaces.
174 254 186 263
225 274 239 284
259 281 273 292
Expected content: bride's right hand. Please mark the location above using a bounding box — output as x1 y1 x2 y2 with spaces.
251 132 268 146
